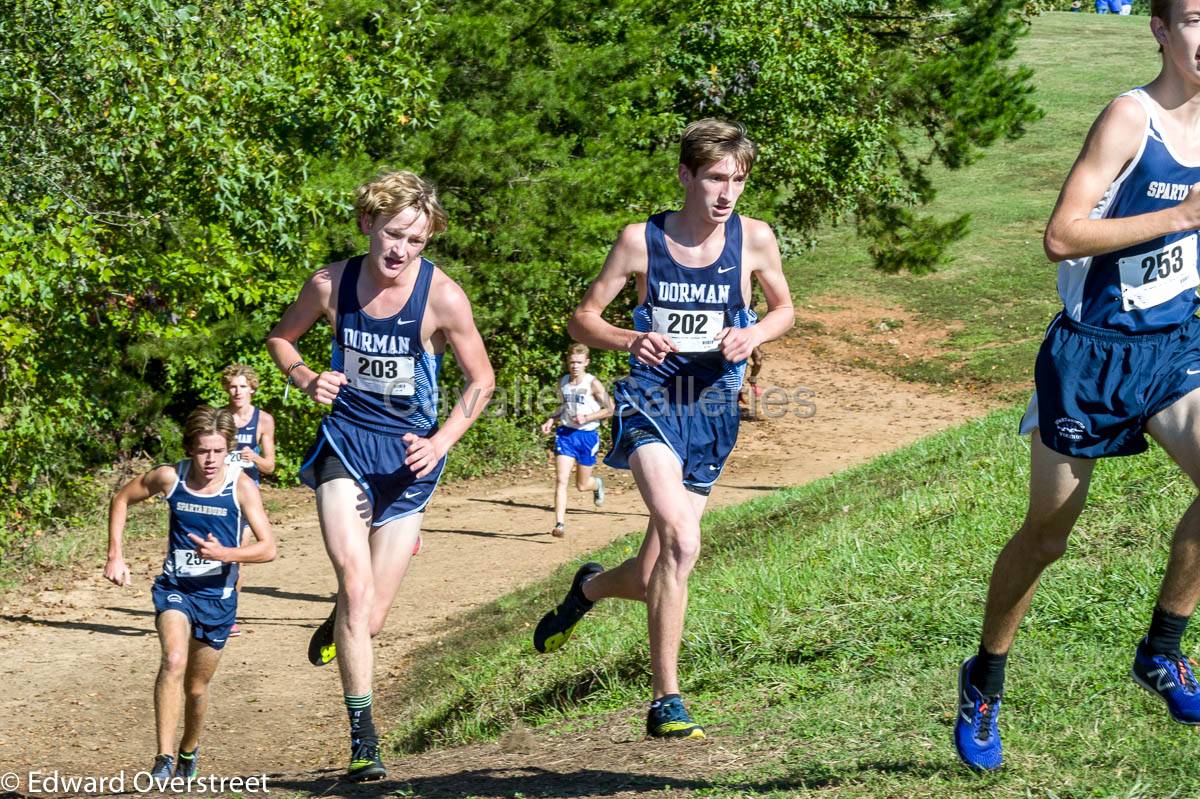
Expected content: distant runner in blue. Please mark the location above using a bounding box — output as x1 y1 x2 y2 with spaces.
220 363 276 637
267 171 494 783
105 405 276 782
955 0 1200 772
531 119 795 739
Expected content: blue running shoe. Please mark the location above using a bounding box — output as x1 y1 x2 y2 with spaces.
150 754 174 781
533 562 604 653
954 657 1002 772
1131 638 1200 724
174 747 199 779
647 694 706 739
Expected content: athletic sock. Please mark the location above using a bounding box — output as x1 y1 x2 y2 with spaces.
345 692 378 747
1146 606 1190 658
178 749 196 761
969 643 1008 697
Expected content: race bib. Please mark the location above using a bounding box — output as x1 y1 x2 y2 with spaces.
1118 235 1199 311
173 548 221 578
347 350 415 397
651 307 723 353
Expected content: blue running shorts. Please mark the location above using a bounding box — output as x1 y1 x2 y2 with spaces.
554 426 600 466
1020 314 1200 458
151 577 237 650
605 376 739 495
299 417 446 526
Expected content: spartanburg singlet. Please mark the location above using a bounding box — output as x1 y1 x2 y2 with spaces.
1057 88 1200 332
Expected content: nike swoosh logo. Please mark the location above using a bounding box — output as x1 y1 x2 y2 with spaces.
1189 369 1200 375
403 489 422 499
717 266 736 274
396 319 417 326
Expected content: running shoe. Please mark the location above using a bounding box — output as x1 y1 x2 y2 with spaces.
229 623 242 637
954 657 1003 772
551 522 565 538
307 607 337 667
646 694 705 739
533 561 603 653
346 740 386 782
593 477 605 507
174 748 200 779
1131 637 1200 724
150 754 174 781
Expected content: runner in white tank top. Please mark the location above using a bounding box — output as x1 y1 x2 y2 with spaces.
540 344 613 536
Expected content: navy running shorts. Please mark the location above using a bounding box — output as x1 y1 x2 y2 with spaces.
554 426 600 466
604 376 738 495
151 577 237 650
1020 313 1200 458
299 417 446 526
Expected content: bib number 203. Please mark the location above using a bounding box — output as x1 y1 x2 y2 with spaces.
357 356 400 379
1142 245 1185 283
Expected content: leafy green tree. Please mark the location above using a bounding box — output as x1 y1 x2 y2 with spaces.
0 0 436 554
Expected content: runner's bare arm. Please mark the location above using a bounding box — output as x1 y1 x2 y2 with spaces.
105 465 175 586
586 377 615 423
1045 96 1200 260
716 219 794 363
189 474 276 564
570 223 676 365
253 411 276 476
265 266 347 405
403 279 496 478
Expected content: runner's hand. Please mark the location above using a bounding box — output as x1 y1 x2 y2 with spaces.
715 327 758 363
237 447 256 464
188 533 229 562
629 332 677 366
306 371 347 405
104 556 131 587
540 418 554 435
403 432 446 478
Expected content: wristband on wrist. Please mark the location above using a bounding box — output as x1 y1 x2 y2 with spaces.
284 360 306 401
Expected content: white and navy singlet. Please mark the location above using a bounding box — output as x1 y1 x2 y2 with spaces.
161 461 241 599
630 211 756 398
329 255 441 433
234 407 261 483
1057 88 1200 333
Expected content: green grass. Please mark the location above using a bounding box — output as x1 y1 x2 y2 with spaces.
785 12 1157 395
383 408 1200 797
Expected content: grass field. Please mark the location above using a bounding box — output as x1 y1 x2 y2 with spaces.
374 13 1200 797
784 12 1157 396
386 409 1200 797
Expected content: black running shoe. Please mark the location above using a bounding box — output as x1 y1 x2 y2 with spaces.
174 747 200 779
308 607 336 666
533 562 604 653
346 740 386 782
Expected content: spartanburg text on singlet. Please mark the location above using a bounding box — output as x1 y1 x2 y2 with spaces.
630 211 756 398
1057 88 1200 332
329 255 441 432
161 461 241 599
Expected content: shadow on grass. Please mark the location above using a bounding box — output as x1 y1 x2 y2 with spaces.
269 758 959 798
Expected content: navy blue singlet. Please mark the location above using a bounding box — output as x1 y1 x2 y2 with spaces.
161 461 241 599
629 211 756 399
1057 88 1200 333
329 255 441 432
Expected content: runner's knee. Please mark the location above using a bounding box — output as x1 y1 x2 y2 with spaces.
1014 521 1072 565
159 648 188 676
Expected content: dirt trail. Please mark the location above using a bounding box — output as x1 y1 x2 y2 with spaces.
0 333 997 795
